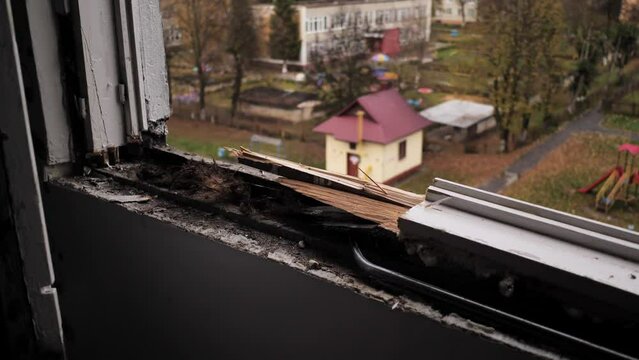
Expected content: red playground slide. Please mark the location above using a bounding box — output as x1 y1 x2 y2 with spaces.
578 167 622 193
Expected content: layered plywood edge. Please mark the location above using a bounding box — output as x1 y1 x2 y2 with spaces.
231 148 426 233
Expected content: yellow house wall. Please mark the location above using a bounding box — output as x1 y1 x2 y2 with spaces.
325 135 386 181
381 131 423 182
325 130 423 183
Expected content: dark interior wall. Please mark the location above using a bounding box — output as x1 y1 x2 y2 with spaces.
9 0 48 169
43 184 533 360
0 144 39 360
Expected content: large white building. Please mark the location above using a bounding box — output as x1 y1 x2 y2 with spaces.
433 0 478 25
254 0 432 67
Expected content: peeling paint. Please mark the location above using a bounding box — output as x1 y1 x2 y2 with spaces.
137 0 170 122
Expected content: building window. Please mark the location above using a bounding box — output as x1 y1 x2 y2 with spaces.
349 142 357 150
376 10 384 25
399 140 407 160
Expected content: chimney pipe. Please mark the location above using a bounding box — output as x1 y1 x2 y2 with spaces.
356 110 365 144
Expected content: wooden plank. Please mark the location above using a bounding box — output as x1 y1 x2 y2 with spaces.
280 179 406 233
234 148 424 208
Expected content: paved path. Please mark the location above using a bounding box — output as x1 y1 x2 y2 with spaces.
480 109 639 193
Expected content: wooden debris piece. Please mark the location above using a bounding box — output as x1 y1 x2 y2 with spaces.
233 148 424 208
280 179 406 233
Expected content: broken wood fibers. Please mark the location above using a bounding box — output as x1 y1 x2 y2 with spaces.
232 148 425 233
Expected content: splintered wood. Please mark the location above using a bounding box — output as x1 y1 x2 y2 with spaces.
232 148 425 233
281 179 407 233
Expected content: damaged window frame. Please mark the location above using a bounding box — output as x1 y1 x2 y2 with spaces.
4 1 639 360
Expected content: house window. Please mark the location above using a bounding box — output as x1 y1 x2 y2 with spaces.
399 140 407 160
349 142 357 150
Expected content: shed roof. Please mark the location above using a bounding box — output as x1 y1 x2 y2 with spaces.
313 88 431 144
420 100 494 129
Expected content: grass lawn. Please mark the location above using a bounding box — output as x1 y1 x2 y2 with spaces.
401 88 449 109
622 91 639 106
167 117 325 168
436 47 482 74
603 114 639 133
396 132 531 193
436 47 459 60
503 133 637 229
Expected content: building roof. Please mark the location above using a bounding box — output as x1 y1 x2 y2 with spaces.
313 88 432 144
420 100 494 129
239 87 318 109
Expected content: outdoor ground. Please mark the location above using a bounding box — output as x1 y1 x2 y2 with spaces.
166 23 626 218
396 131 531 193
503 132 637 229
167 117 639 230
167 117 532 194
604 114 639 133
167 117 325 168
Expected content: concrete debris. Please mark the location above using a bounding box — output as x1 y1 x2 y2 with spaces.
54 175 564 360
498 276 515 298
307 259 321 270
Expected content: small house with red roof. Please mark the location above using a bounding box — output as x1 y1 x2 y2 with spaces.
313 89 432 184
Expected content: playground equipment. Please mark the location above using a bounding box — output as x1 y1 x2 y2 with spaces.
579 143 639 212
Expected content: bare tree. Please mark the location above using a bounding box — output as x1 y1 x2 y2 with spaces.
165 0 224 118
309 13 375 112
457 0 472 27
432 0 444 17
409 4 431 62
227 0 257 120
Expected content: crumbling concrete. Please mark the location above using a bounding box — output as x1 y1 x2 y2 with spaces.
53 175 560 360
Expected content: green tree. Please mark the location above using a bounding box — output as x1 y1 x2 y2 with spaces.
562 0 623 104
608 22 638 68
482 0 566 151
270 0 301 73
532 0 567 129
227 0 257 119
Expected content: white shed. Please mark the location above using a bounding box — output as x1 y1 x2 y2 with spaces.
420 100 496 141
